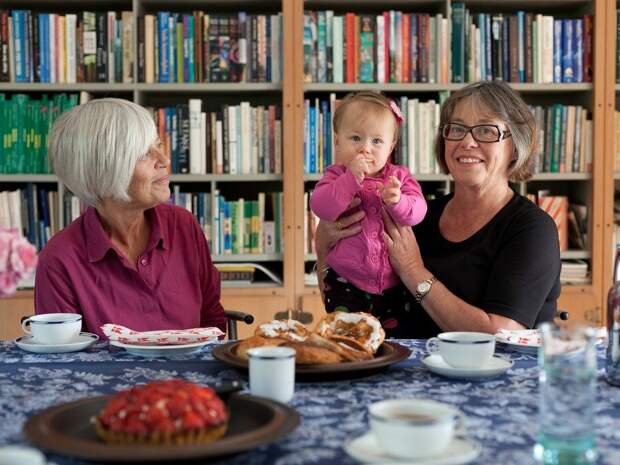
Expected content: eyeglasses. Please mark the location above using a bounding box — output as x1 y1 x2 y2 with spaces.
441 123 512 143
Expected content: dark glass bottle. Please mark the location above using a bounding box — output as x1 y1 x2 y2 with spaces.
606 249 620 386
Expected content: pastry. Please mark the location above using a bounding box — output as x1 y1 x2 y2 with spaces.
234 335 286 359
254 319 310 342
280 340 343 364
95 380 228 445
316 312 385 355
235 312 386 365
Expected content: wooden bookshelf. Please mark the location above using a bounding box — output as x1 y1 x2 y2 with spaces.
0 0 616 340
294 0 610 327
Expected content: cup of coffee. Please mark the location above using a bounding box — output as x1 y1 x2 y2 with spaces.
21 313 82 345
247 346 296 403
426 332 495 369
369 399 466 459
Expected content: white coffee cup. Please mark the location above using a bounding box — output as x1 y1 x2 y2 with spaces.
247 346 296 403
426 332 495 369
21 313 82 345
0 446 45 465
369 398 466 459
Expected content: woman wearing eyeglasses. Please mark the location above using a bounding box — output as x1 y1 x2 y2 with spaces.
315 80 561 338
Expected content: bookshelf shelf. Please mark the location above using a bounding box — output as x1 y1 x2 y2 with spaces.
303 250 590 264
0 175 57 182
303 173 451 182
1 83 135 92
304 173 591 183
136 83 283 93
304 83 593 93
529 173 592 181
562 250 591 259
140 0 281 7
213 253 283 262
170 174 283 182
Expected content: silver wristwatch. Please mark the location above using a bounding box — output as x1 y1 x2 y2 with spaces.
414 276 436 303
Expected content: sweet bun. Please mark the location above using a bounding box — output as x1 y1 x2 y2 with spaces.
305 333 373 362
280 341 343 364
316 312 385 355
235 312 386 365
254 319 310 342
234 335 286 360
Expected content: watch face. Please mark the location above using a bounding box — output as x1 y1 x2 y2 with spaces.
418 281 431 293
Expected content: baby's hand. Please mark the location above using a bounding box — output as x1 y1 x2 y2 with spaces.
381 176 402 205
348 154 370 182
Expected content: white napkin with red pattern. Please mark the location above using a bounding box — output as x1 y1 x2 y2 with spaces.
496 328 607 347
495 329 541 346
102 324 224 346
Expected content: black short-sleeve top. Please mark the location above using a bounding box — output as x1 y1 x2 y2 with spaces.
408 191 561 338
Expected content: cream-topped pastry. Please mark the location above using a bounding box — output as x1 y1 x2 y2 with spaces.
316 312 385 354
255 319 310 342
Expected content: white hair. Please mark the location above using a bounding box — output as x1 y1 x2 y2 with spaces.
48 98 157 207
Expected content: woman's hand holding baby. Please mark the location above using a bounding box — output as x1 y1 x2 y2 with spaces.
381 176 401 205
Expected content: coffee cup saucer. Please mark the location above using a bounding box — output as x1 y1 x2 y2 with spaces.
422 354 513 380
14 332 99 354
344 431 481 465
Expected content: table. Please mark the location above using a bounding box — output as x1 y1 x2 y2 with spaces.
1 340 620 465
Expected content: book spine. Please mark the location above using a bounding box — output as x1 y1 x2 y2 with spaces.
561 19 574 83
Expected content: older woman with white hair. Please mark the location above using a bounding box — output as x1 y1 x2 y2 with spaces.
315 80 561 338
34 98 227 340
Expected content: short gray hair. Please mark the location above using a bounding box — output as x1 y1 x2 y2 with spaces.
434 80 537 182
48 98 157 207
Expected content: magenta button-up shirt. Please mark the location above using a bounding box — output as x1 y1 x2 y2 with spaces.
310 163 427 294
34 204 227 340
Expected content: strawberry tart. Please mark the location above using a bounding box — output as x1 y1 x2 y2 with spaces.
95 380 228 445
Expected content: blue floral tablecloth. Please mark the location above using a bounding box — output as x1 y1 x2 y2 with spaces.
1 339 619 465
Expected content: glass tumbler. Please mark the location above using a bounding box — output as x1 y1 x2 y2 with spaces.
533 323 597 465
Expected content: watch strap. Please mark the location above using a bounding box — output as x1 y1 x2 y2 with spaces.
414 276 437 303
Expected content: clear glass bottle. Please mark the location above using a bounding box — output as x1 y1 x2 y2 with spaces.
606 249 620 386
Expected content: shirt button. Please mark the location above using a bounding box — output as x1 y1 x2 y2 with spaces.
369 279 376 286
372 232 378 238
366 184 375 191
371 255 378 262
370 207 377 214
140 258 148 266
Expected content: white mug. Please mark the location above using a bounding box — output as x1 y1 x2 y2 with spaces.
247 346 296 403
426 332 495 369
369 398 466 459
21 313 82 345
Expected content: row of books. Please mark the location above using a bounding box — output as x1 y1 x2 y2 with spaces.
304 94 442 175
304 95 592 175
170 186 283 256
302 8 593 84
303 11 449 84
139 12 281 84
0 10 283 84
0 184 286 257
451 5 592 84
1 10 134 84
560 260 589 285
148 100 282 175
531 104 592 174
526 192 588 252
304 189 588 256
0 93 78 174
0 186 60 251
